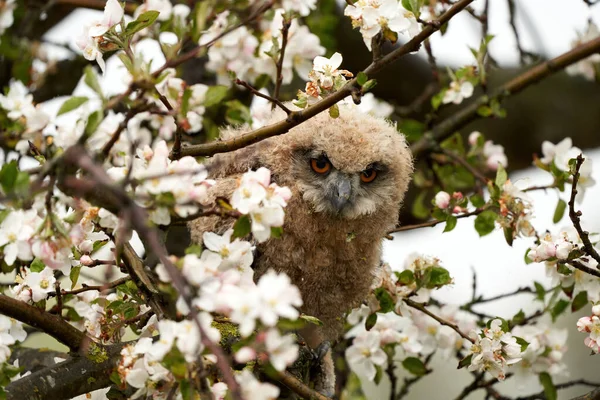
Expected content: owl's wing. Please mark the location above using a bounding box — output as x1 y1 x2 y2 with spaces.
188 133 273 245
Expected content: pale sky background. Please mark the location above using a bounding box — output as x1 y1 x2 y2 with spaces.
29 1 600 399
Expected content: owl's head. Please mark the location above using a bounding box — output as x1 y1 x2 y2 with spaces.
270 104 413 220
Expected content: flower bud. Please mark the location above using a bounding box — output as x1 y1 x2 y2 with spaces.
80 255 94 266
434 191 451 209
468 131 482 146
592 304 600 316
234 346 256 363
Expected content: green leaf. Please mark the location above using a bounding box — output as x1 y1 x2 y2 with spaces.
125 11 160 37
402 357 428 376
0 161 18 194
457 354 472 369
84 66 104 99
300 314 324 326
474 210 497 237
524 249 533 265
477 105 493 117
357 71 368 86
374 288 395 313
69 266 81 289
270 226 283 238
365 313 377 331
374 364 383 385
470 194 485 208
572 290 588 312
539 372 557 400
57 96 88 116
495 163 507 188
30 258 45 273
426 266 452 288
397 270 415 285
553 199 567 224
411 190 430 219
362 79 377 92
232 215 251 239
329 104 340 118
84 110 103 136
534 282 545 300
401 0 413 11
511 309 525 326
551 299 570 321
185 244 202 256
514 336 529 352
203 85 229 107
444 215 457 232
398 119 425 142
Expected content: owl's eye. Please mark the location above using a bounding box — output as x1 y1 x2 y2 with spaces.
360 168 377 183
310 158 331 174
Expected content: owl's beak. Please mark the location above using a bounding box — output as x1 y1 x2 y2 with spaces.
332 177 352 211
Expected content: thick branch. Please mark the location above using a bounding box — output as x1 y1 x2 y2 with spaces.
175 0 476 159
5 344 123 400
410 36 600 157
0 295 85 352
276 371 332 400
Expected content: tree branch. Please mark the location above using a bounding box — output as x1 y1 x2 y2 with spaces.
275 371 332 400
568 154 600 264
410 36 600 158
174 0 476 159
0 295 85 352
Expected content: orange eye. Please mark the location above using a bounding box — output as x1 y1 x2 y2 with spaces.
310 158 331 174
360 168 377 183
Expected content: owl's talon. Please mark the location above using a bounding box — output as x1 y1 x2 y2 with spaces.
313 340 331 364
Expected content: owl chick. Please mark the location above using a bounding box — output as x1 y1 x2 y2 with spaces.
189 103 412 394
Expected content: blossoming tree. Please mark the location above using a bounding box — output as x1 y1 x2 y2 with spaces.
0 0 600 399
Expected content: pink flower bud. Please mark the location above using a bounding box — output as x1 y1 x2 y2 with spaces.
80 255 94 266
434 191 451 209
452 206 464 214
234 346 256 363
577 316 592 332
452 192 464 201
468 131 482 146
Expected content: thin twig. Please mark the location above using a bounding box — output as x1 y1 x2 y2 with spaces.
52 277 131 296
235 79 292 114
404 298 474 343
388 208 484 234
566 260 600 279
439 148 489 184
568 154 600 264
272 16 291 109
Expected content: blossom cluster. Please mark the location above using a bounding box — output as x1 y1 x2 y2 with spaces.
468 131 508 172
108 140 214 225
0 316 26 364
465 319 524 380
537 137 595 202
202 9 324 86
528 228 600 303
344 0 419 51
511 320 568 386
0 80 50 152
230 167 292 242
577 304 600 353
76 0 124 73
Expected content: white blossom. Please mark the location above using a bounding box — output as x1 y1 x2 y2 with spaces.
483 140 508 171
345 330 387 380
265 329 299 371
236 369 280 400
443 80 474 105
344 0 419 50
0 0 16 35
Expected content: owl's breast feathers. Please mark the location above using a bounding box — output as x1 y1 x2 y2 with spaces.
253 189 396 340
